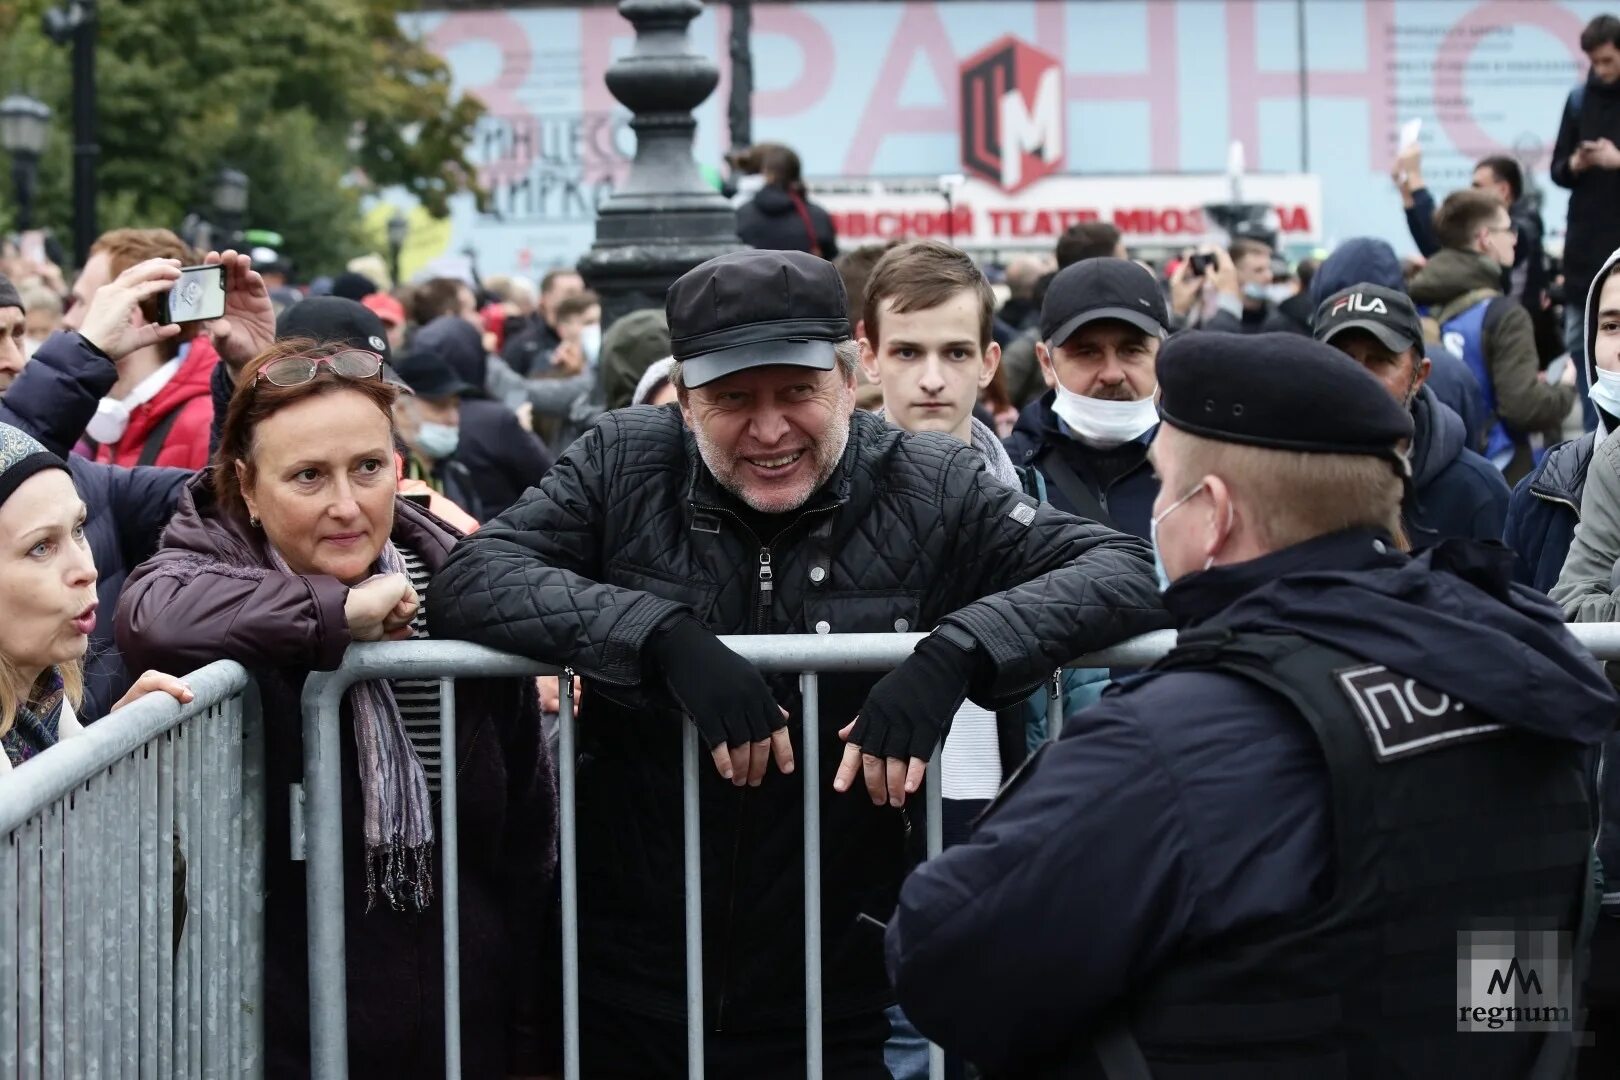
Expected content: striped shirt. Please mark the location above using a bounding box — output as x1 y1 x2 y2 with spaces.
395 548 443 792
940 700 1002 801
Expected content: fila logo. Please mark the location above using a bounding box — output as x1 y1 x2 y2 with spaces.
1329 293 1389 318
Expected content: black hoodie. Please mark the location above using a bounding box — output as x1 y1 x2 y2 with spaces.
1404 384 1510 548
1552 73 1620 300
736 184 840 260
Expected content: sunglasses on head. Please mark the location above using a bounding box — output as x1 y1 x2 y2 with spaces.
256 350 384 387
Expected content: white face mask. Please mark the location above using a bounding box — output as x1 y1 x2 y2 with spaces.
1592 367 1620 421
1050 382 1159 449
580 322 602 366
85 397 132 445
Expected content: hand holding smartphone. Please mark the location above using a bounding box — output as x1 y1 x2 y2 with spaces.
159 264 228 325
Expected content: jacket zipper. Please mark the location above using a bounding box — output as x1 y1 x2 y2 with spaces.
1530 487 1581 516
689 500 835 1029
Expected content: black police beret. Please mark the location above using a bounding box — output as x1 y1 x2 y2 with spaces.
1157 331 1413 469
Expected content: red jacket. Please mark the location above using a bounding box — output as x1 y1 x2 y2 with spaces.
89 338 220 470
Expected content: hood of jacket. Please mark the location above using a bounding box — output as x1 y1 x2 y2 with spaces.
122 337 219 447
1167 529 1617 744
1584 245 1620 437
1408 384 1464 490
602 308 672 411
413 315 487 394
1309 238 1405 311
165 467 463 574
748 184 799 217
1407 248 1504 312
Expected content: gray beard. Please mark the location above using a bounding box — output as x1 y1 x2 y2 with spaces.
692 405 853 514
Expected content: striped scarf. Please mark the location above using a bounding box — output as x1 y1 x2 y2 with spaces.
2 669 65 768
269 541 435 912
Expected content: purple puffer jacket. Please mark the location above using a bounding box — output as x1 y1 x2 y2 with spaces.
116 471 560 1079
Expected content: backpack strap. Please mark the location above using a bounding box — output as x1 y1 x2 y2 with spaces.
1573 82 1587 118
135 407 186 468
787 190 823 258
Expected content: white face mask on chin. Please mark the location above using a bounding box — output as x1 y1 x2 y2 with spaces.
1050 382 1159 448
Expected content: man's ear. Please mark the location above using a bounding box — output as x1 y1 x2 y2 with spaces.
858 336 882 384
1036 341 1058 390
979 340 1002 390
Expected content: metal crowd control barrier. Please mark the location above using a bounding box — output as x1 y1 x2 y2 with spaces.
298 630 1178 1080
0 660 264 1079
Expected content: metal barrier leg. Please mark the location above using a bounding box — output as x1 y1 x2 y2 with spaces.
201 706 223 1076
157 733 176 1080
925 763 944 1080
187 716 204 1079
18 818 40 1080
439 678 463 1080
1047 670 1064 742
139 744 159 1080
43 805 64 1080
558 672 580 1080
682 722 705 1080
2 824 18 1078
800 673 823 1080
64 787 83 1080
119 759 138 1076
239 683 266 1078
302 679 350 1079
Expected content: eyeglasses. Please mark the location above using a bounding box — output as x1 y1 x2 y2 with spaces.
256 350 384 387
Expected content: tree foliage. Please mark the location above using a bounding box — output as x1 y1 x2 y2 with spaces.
0 0 484 275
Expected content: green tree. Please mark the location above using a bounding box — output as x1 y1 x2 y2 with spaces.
0 0 484 275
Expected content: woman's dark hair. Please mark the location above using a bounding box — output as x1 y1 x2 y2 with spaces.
733 143 805 193
212 338 401 517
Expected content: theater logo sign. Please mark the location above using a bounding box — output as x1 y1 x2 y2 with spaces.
1457 928 1572 1032
959 35 1064 194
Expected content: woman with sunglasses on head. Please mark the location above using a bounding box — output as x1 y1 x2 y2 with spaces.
115 340 561 1079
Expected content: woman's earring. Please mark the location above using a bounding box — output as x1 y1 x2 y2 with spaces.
249 515 260 528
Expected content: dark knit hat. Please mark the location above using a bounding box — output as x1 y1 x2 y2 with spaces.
0 423 69 512
0 272 22 314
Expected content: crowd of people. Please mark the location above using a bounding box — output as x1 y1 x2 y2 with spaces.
6 10 1620 1080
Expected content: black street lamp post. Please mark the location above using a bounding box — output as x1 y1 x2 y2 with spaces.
578 0 742 326
387 210 408 289
43 0 97 266
213 168 249 247
0 95 52 231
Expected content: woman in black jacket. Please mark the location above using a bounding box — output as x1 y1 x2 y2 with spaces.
735 143 840 260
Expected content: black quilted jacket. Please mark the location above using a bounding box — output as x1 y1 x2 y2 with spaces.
428 405 1168 1031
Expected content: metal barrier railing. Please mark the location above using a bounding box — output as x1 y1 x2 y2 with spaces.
0 660 264 1079
298 630 1179 1080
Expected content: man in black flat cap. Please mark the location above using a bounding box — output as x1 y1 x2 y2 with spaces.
1314 283 1510 548
430 247 1168 1076
889 331 1613 1079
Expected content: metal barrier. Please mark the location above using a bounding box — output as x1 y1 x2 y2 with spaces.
0 660 264 1079
298 630 1178 1080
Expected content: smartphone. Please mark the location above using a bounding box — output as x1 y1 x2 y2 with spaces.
1188 252 1216 277
159 263 227 325
1399 117 1423 150
19 230 46 267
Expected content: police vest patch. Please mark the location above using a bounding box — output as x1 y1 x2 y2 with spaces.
1334 664 1507 762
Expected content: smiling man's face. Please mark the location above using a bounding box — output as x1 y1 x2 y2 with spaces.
681 361 856 514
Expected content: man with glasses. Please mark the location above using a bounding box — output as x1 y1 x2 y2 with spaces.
1409 188 1577 482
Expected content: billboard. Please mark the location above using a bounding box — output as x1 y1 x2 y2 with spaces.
401 1 1603 278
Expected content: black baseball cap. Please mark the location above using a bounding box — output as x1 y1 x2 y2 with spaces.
393 349 473 400
666 249 848 388
1040 257 1170 346
1312 284 1424 355
276 296 408 389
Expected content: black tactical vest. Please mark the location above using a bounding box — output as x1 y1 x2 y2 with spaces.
1086 629 1596 1080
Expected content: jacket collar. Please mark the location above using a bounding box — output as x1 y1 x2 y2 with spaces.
1163 528 1402 630
1529 430 1597 510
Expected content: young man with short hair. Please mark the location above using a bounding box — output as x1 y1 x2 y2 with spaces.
1409 188 1576 482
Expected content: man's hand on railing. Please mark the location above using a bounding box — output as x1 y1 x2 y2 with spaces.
834 634 972 808
647 615 795 786
110 669 195 713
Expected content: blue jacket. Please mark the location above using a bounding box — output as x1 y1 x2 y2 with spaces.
0 333 190 718
1002 392 1158 540
885 529 1615 1075
1404 384 1510 548
1504 432 1592 593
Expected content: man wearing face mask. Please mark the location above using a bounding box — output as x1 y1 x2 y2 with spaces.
1313 283 1509 547
392 349 484 523
1004 257 1169 539
888 331 1612 1079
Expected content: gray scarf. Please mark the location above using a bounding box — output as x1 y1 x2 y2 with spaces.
875 408 1021 488
269 540 435 911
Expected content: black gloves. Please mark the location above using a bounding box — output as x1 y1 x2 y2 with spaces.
646 615 785 751
847 632 978 762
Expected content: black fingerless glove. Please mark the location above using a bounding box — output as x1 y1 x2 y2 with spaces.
848 631 979 761
646 616 784 749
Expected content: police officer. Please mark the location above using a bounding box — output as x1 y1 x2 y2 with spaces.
429 248 1169 1076
886 331 1616 1078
